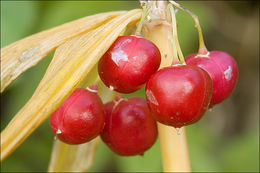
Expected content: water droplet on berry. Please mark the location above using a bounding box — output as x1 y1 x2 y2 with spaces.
176 128 181 135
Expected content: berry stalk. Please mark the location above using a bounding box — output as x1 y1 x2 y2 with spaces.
168 4 179 64
168 4 185 64
136 1 149 34
169 0 209 55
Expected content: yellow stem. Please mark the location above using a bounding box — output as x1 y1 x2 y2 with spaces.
143 1 191 172
158 125 191 172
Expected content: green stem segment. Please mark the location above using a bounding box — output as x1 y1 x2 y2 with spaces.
136 2 149 34
168 4 185 64
169 0 209 55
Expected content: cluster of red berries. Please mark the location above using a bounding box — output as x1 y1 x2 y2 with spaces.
50 5 238 155
50 31 238 155
98 32 238 129
50 33 160 156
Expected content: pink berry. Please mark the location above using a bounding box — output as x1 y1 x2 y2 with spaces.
145 65 213 128
98 35 161 93
50 88 105 144
101 97 158 156
185 51 238 107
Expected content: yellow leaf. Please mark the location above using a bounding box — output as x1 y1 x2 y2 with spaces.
0 9 141 161
1 11 124 92
48 138 101 172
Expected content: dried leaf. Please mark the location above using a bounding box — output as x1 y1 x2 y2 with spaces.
48 138 100 172
0 9 141 161
0 11 125 92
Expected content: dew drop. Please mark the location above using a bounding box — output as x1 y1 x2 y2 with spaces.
175 128 181 135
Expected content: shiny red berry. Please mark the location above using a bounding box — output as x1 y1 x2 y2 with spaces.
185 51 238 107
50 88 105 144
98 35 161 93
101 97 158 156
145 65 213 128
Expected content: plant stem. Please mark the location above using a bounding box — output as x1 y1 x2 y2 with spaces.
169 0 209 55
168 4 185 64
168 6 179 63
158 125 191 172
136 2 149 34
143 1 191 172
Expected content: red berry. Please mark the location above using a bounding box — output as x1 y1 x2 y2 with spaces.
145 65 213 128
185 51 238 107
101 97 158 156
98 35 161 93
50 88 105 144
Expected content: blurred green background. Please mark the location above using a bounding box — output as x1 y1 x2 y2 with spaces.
1 1 259 172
